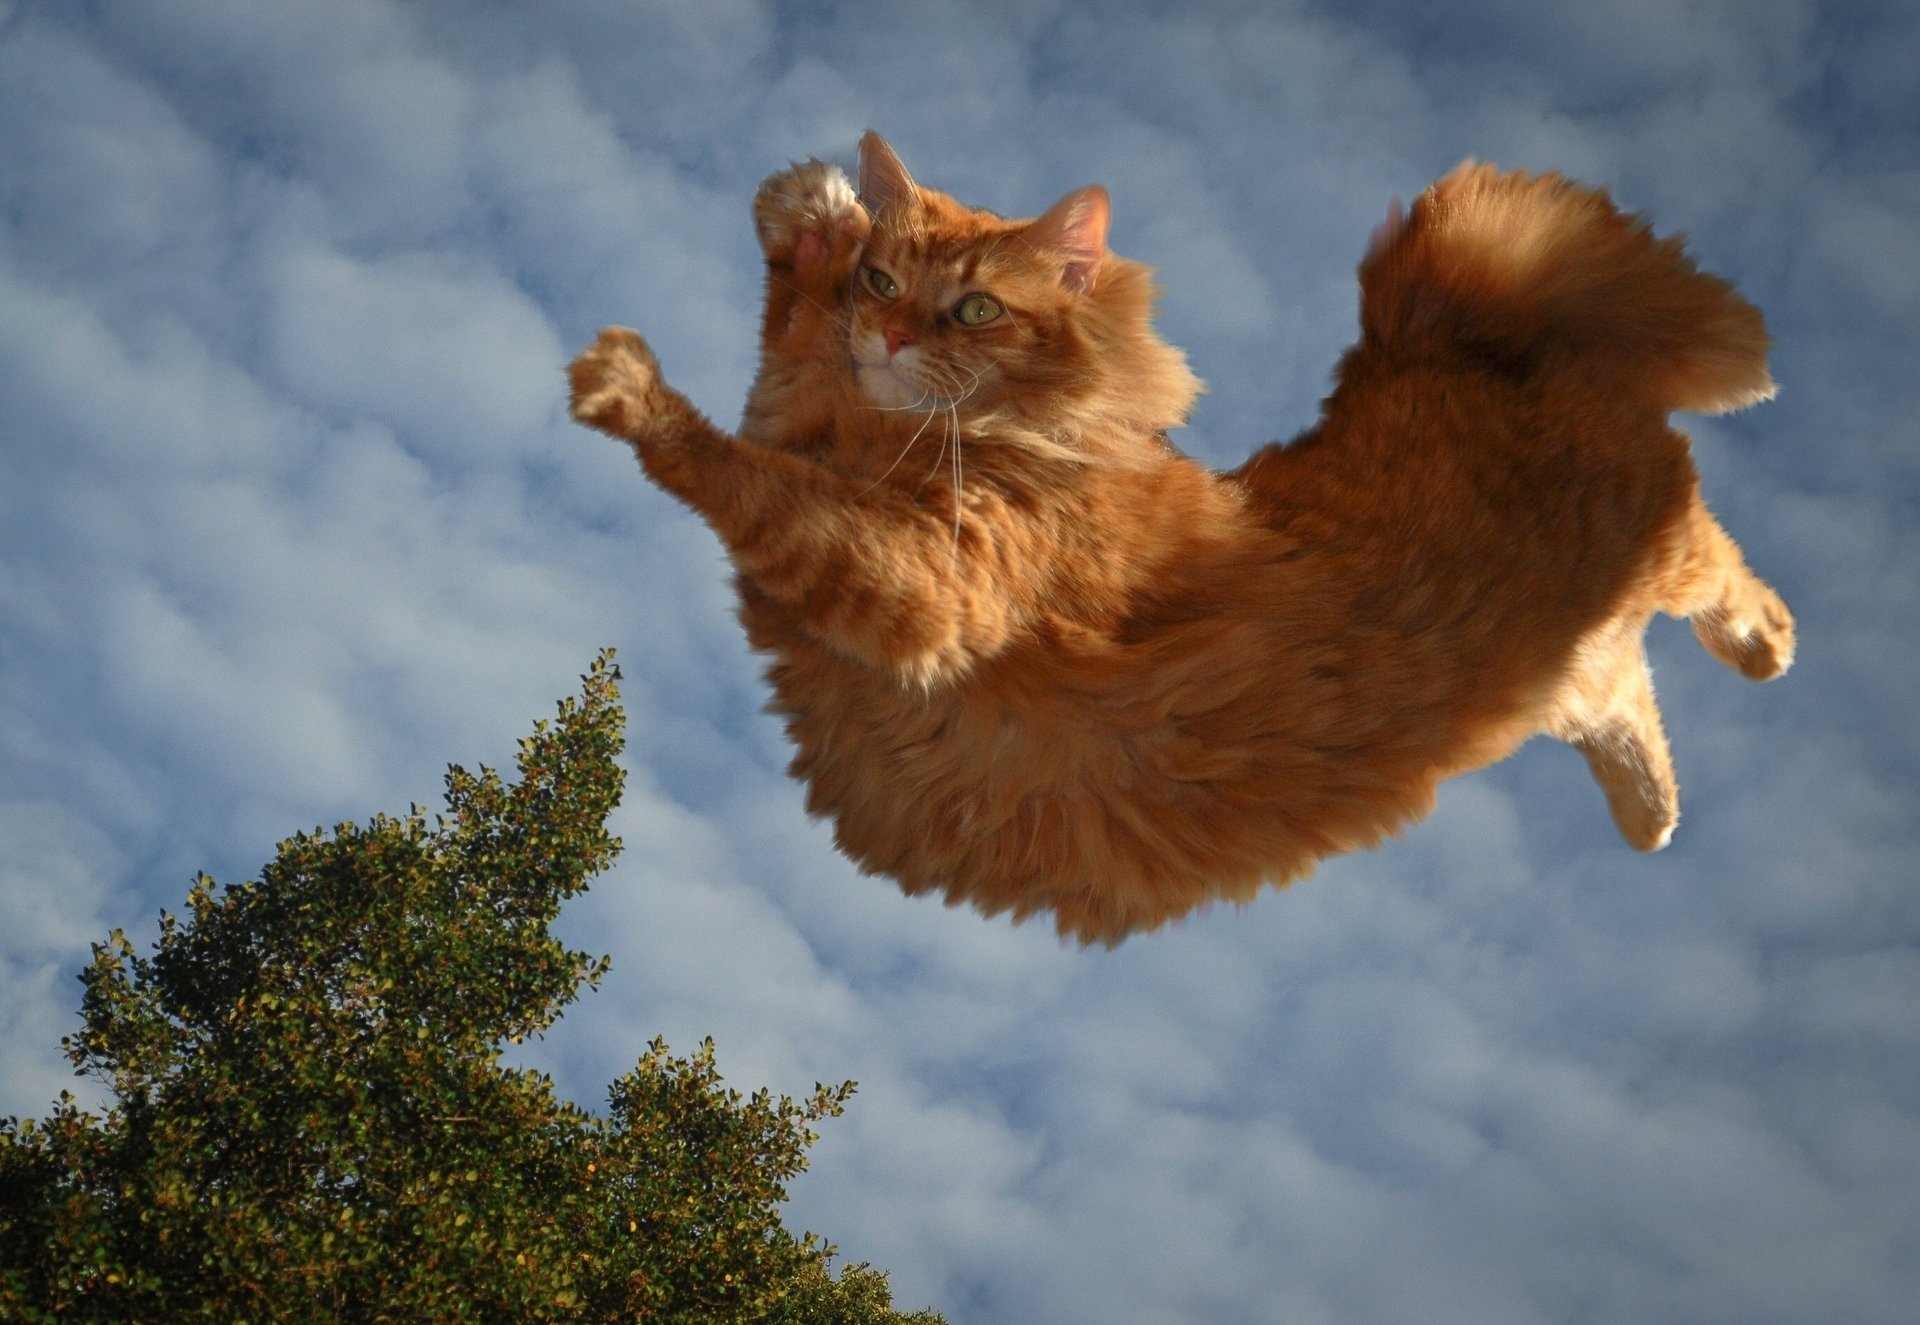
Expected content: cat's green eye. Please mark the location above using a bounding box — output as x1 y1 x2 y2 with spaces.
864 266 899 299
953 293 1003 326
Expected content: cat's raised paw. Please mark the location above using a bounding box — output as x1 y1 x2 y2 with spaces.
754 159 871 273
569 327 662 440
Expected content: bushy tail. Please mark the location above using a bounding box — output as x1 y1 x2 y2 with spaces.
1359 162 1774 414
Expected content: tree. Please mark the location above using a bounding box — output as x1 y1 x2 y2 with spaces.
0 652 944 1324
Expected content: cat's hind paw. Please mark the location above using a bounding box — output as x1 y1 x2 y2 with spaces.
569 327 664 442
754 159 871 274
1694 585 1796 681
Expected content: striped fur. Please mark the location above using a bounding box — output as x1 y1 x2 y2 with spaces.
570 139 1793 943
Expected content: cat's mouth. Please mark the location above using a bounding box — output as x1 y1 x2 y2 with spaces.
856 345 990 412
855 359 935 410
850 332 980 412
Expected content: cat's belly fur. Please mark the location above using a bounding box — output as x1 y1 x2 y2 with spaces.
746 585 1556 943
742 370 1699 943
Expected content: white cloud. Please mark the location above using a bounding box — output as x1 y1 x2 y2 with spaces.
463 56 760 416
90 0 476 243
0 800 123 1117
0 264 296 477
0 23 225 273
264 244 565 464
3 2 1917 1322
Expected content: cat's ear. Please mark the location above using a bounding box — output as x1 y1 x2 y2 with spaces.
1028 186 1110 294
858 131 919 217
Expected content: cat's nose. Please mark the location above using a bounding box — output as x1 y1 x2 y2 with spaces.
885 324 916 355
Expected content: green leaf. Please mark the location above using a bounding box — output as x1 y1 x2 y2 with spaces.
0 652 943 1324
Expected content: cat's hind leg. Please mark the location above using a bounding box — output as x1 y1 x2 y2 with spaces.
1664 494 1795 681
1549 622 1681 851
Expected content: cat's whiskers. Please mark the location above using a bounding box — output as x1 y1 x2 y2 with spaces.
948 398 964 553
910 362 985 555
921 424 951 490
854 404 940 497
858 359 983 416
852 354 985 550
860 385 941 414
770 273 844 324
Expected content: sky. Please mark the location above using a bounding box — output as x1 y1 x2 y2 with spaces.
1 1 1916 1321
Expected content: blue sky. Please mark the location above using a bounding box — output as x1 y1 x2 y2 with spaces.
2 1 1916 1321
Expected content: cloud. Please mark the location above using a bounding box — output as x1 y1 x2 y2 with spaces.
0 800 123 1114
263 245 565 464
3 2 1918 1322
85 0 475 243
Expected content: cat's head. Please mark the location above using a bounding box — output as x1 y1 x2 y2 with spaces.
847 132 1201 460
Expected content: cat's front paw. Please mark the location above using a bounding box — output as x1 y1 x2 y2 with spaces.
754 159 871 274
569 327 663 441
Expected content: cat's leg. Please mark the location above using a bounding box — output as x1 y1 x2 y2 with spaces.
1548 622 1680 850
1664 492 1795 681
752 160 871 347
571 326 1031 685
569 326 728 459
1572 676 1680 852
754 159 869 274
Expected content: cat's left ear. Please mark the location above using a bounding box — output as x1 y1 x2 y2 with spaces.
858 131 919 217
1028 186 1110 294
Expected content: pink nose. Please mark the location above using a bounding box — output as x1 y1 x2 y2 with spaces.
885 324 916 355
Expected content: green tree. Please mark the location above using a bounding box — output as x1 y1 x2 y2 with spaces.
0 653 943 1324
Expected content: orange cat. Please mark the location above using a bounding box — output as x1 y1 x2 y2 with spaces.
570 132 1794 944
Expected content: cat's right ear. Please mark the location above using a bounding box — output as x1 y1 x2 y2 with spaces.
858 131 918 217
1028 185 1110 295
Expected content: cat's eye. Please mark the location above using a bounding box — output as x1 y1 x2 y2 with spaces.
864 266 899 299
953 294 1003 326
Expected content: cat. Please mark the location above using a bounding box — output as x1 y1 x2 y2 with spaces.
569 131 1794 944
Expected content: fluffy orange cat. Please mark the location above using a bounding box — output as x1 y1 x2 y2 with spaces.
570 132 1793 944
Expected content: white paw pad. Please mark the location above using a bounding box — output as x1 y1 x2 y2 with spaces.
755 159 861 258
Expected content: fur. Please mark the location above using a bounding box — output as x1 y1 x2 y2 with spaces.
570 136 1793 944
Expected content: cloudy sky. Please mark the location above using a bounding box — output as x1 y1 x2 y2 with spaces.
3 1 1916 1320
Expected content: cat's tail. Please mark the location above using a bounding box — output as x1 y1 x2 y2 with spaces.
1358 162 1774 414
